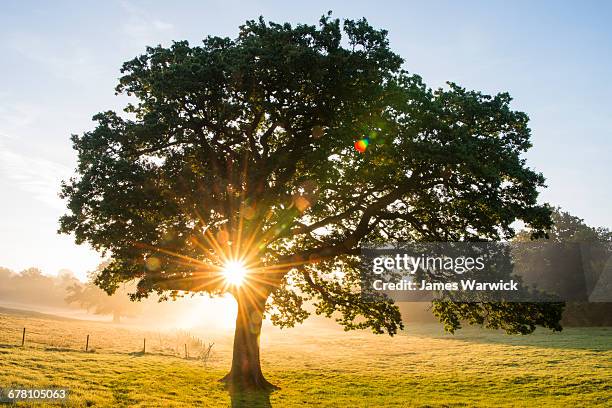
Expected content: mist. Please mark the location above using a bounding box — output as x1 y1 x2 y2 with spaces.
0 266 239 330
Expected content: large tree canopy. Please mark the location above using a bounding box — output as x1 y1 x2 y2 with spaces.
60 14 559 390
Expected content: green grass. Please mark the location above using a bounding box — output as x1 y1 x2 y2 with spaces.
0 308 610 407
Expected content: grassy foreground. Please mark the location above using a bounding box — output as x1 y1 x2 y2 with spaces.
0 308 610 407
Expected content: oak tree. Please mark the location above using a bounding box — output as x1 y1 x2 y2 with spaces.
60 15 561 390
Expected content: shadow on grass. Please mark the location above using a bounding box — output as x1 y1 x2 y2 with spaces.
405 324 612 351
228 389 273 408
44 347 74 352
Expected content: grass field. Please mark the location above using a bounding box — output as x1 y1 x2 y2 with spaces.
0 307 610 407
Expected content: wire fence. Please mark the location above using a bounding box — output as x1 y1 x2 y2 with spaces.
1 317 217 364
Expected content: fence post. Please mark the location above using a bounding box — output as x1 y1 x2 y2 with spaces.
143 338 146 354
86 334 89 352
185 344 188 359
21 328 26 347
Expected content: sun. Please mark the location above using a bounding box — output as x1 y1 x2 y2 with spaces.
223 260 248 286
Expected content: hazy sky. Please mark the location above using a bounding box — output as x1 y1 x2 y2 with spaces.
1 1 610 280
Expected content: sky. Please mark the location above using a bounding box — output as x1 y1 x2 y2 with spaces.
0 1 610 280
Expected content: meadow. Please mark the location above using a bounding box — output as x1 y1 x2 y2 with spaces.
0 307 610 407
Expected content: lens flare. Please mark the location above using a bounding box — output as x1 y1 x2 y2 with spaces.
354 138 369 153
223 260 248 286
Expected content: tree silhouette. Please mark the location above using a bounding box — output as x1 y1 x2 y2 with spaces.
65 281 141 323
514 209 612 326
59 14 561 390
516 208 611 243
0 267 79 309
65 263 141 323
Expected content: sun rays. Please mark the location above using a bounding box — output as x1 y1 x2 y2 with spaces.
131 152 323 316
222 260 248 286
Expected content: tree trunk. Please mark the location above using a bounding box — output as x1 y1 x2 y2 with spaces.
112 310 121 323
221 288 277 391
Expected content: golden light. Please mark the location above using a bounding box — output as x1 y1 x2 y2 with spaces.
223 260 248 286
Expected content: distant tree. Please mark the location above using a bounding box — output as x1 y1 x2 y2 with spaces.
65 264 141 323
515 208 612 326
516 209 610 243
0 267 80 309
0 267 13 280
65 281 141 323
59 15 560 390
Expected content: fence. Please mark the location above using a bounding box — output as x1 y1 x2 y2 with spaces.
9 326 215 364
